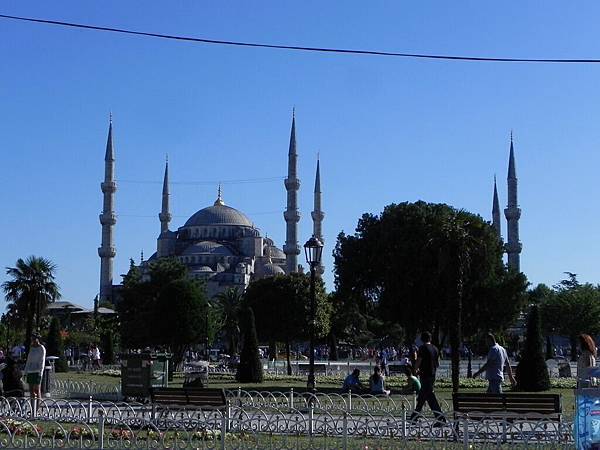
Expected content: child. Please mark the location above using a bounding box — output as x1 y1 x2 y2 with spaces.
399 365 421 395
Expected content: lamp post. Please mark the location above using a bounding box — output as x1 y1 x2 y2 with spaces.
304 236 323 391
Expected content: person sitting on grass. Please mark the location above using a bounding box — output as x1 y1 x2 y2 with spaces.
369 366 390 396
1 357 24 397
341 368 364 393
398 365 421 395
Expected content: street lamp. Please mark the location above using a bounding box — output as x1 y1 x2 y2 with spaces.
304 236 323 391
205 301 212 362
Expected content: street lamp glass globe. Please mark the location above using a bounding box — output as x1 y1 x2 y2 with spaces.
303 236 323 265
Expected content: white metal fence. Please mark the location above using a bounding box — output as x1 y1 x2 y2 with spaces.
0 395 574 449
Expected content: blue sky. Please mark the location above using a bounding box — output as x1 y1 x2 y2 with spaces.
2 1 600 308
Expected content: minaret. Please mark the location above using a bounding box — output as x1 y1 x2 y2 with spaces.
311 157 324 276
504 133 522 272
157 158 172 258
283 110 301 273
98 115 117 303
492 175 501 236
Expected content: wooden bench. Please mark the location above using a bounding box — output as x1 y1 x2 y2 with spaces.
453 392 562 421
150 387 227 409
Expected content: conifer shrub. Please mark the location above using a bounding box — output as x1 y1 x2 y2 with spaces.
236 307 263 383
516 305 550 391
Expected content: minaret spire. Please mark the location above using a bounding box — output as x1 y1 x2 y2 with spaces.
157 157 176 258
492 175 501 236
311 156 325 276
214 183 225 206
283 110 301 273
504 134 522 272
159 157 171 234
98 116 117 303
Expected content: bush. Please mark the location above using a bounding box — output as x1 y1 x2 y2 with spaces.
236 307 263 383
516 305 550 391
101 332 115 365
46 317 68 372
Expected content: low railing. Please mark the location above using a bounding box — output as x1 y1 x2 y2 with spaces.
0 397 574 448
50 378 121 401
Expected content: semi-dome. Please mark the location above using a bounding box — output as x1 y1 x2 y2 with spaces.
267 246 286 260
262 263 285 277
182 241 234 256
184 196 253 228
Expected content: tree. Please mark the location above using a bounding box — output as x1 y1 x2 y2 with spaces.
540 274 600 361
236 307 263 383
3 256 60 355
333 202 528 391
213 287 243 356
101 332 115 365
46 317 68 372
244 273 331 375
516 305 550 391
118 258 212 370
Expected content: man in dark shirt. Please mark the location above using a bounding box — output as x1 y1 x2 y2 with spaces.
411 331 445 423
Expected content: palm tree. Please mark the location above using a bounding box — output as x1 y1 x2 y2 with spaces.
213 287 243 356
2 256 60 354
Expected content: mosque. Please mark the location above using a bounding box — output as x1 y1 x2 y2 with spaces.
97 111 522 303
97 113 325 301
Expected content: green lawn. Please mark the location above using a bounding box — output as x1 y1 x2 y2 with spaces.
54 371 576 417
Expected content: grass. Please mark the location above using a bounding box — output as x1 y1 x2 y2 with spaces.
54 371 577 417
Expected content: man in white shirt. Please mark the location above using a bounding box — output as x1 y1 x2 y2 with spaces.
472 333 516 393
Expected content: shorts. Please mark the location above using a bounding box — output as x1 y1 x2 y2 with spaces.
26 373 42 386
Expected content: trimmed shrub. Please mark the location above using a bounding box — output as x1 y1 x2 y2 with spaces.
236 307 263 383
516 305 550 391
46 317 68 372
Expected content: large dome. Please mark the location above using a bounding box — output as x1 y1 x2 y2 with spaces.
184 202 253 228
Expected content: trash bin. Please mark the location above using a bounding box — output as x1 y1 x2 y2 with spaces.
120 352 171 398
558 362 572 378
41 365 52 396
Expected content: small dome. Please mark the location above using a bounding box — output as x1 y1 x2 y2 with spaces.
182 241 233 256
268 246 286 260
184 204 253 228
197 266 213 272
262 263 285 277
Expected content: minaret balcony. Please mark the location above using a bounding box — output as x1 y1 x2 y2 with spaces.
284 210 300 222
311 210 325 221
98 246 116 258
159 212 172 223
101 181 117 193
503 207 521 220
99 212 117 225
504 241 523 253
283 243 301 255
284 178 301 190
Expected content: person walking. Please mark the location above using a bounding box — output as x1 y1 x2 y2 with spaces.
24 333 46 411
577 334 597 387
472 333 515 393
90 344 102 370
411 331 445 423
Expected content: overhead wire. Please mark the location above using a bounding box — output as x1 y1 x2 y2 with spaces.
1 13 600 64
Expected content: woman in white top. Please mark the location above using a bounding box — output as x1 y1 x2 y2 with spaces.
577 334 597 387
24 334 46 408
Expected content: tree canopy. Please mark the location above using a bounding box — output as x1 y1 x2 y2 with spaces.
2 256 60 354
118 258 212 366
334 201 528 346
539 273 600 360
244 273 330 374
